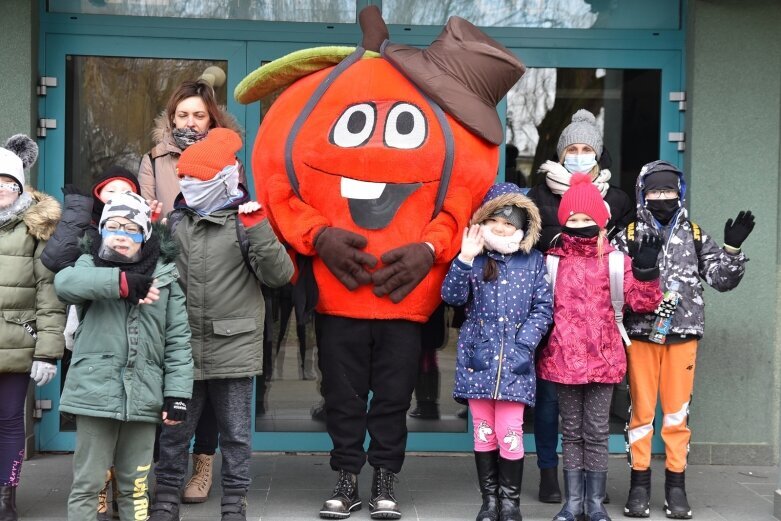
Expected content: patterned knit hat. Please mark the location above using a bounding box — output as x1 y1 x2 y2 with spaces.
556 109 603 160
176 128 242 181
558 173 610 227
99 191 152 240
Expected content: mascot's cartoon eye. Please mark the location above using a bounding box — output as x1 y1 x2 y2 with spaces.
330 102 377 148
384 102 427 150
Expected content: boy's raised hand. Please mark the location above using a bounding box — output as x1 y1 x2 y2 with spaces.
631 234 663 270
458 224 484 263
724 210 755 249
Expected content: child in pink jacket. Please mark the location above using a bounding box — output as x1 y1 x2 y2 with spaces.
536 174 663 521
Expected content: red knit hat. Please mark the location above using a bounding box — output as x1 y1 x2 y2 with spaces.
557 173 610 227
176 128 242 181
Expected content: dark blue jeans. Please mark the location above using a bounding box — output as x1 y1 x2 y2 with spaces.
534 377 560 469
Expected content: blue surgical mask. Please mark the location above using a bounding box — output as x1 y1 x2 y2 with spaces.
563 153 597 174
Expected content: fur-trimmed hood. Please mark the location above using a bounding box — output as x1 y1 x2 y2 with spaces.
23 189 61 241
470 182 541 254
150 107 243 154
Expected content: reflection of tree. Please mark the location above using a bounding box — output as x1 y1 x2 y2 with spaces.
69 57 228 188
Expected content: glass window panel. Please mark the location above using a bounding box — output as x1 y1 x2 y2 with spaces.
383 0 680 30
63 56 228 191
49 0 356 23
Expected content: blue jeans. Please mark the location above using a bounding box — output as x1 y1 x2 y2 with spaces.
534 377 560 469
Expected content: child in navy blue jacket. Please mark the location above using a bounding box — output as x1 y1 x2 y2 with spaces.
442 183 553 521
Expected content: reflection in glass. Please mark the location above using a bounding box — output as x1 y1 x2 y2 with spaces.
49 0 356 23
383 0 679 30
64 56 227 191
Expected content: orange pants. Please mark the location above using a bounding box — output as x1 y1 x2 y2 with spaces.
626 338 697 472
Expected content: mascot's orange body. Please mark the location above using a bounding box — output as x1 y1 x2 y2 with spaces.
253 58 497 322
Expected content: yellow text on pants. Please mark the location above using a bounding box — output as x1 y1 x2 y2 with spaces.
626 338 697 472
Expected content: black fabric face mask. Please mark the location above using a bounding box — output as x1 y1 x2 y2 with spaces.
646 199 680 225
562 225 600 238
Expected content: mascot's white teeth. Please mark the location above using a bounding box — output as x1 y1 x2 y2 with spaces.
341 177 386 200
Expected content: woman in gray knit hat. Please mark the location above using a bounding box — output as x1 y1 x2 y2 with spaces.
526 109 634 506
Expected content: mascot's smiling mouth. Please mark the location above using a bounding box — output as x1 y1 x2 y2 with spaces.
305 163 422 230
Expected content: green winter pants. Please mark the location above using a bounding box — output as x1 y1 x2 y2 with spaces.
68 415 156 521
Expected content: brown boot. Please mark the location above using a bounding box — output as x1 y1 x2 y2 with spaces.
97 469 111 521
182 454 213 504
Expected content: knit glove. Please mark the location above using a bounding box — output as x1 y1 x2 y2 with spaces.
723 210 755 250
372 243 435 303
162 398 188 423
119 272 154 305
314 227 377 290
629 234 662 281
30 360 57 387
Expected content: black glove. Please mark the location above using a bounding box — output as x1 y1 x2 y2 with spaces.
314 227 377 290
122 272 154 304
372 243 435 303
61 184 88 197
629 234 662 270
162 398 188 422
724 210 755 249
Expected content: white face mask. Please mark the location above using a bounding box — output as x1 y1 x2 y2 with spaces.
563 153 597 174
480 225 524 254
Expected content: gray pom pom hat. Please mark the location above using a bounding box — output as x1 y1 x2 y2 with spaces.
556 109 603 160
0 134 39 192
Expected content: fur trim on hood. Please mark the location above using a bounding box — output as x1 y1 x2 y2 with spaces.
23 189 61 241
150 107 244 156
470 183 541 254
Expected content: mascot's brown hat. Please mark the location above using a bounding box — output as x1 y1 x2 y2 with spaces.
381 16 525 145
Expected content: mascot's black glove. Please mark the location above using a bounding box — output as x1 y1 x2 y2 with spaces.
120 272 154 305
162 398 188 422
723 210 755 249
314 227 377 290
372 243 435 303
629 234 662 281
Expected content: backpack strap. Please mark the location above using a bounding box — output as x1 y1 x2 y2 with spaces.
147 152 157 179
608 250 631 346
690 221 702 256
545 254 559 300
234 218 259 280
626 221 636 243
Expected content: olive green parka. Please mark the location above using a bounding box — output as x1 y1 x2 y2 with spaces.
0 190 65 373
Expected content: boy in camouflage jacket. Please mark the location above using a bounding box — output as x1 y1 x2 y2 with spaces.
612 160 754 519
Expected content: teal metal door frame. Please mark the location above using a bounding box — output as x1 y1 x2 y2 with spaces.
37 10 682 457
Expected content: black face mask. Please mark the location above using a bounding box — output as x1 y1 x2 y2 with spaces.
646 199 680 225
562 225 601 238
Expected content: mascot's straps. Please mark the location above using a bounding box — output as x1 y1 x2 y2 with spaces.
284 46 367 198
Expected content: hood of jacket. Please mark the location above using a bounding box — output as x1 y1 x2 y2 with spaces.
470 182 541 254
21 189 61 241
635 160 687 226
150 107 244 156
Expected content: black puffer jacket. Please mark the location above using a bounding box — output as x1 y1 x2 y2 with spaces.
40 193 98 273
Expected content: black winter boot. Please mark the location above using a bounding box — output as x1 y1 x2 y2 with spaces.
221 488 248 521
584 471 610 521
0 486 18 521
664 470 692 519
538 466 562 503
624 469 651 517
408 370 440 419
552 470 584 521
320 469 361 519
497 457 523 521
474 450 500 521
148 484 180 521
370 467 401 520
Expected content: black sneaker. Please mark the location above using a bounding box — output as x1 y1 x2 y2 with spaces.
370 467 401 520
320 469 361 519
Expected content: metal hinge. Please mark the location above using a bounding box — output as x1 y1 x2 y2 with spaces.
669 91 686 112
36 118 57 138
668 131 685 152
33 399 52 419
36 76 58 96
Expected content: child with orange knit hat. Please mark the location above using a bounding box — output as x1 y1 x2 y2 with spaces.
536 174 663 521
150 127 294 521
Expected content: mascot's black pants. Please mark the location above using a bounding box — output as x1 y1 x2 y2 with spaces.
317 314 422 474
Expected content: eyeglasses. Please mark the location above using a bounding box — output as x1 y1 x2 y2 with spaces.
645 189 678 200
103 219 142 234
0 182 20 193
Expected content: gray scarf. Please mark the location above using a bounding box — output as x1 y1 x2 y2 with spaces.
0 192 33 228
179 162 242 215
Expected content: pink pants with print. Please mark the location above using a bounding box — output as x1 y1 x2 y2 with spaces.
469 399 526 460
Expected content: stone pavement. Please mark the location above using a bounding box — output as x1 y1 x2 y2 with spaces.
16 452 778 520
